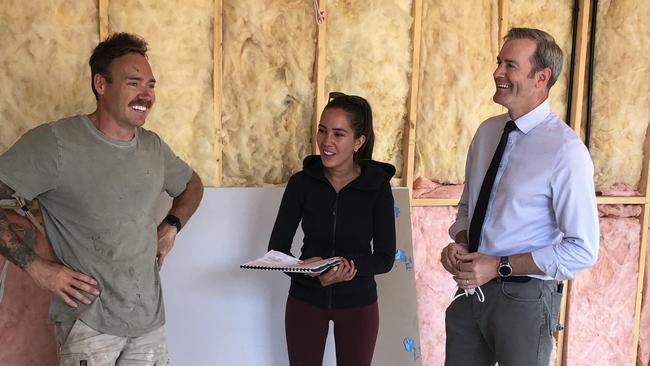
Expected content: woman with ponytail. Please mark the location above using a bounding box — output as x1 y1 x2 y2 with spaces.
268 92 396 366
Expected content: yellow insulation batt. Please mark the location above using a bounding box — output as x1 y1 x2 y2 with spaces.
414 0 502 184
324 0 413 179
221 0 316 186
0 0 97 152
589 0 650 193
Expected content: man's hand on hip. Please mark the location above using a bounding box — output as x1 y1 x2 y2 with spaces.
26 257 99 308
156 222 177 270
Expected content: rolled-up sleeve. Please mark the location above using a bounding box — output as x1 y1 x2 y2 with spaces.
532 140 599 280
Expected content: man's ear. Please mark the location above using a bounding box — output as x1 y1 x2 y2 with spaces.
93 74 107 96
536 68 552 89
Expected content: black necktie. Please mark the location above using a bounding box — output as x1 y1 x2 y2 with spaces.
468 120 518 253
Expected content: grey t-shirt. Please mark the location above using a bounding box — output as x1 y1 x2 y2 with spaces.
0 115 192 336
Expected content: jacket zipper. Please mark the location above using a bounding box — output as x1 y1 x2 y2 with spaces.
328 192 339 309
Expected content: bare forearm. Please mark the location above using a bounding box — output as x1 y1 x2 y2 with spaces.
0 209 36 270
453 227 542 275
169 171 204 225
509 252 545 276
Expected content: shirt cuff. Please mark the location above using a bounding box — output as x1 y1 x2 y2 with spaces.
531 245 573 281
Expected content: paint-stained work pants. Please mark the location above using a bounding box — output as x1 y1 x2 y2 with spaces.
55 320 170 366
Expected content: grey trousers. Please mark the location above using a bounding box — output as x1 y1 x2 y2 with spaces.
445 278 563 366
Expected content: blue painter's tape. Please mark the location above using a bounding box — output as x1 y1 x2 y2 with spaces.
395 248 406 261
403 337 415 353
394 206 400 219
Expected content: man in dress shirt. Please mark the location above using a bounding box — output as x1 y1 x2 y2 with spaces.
440 28 599 366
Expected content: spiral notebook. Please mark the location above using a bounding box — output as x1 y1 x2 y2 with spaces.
240 250 341 273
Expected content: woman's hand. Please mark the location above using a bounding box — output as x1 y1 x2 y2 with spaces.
301 256 324 277
318 257 356 286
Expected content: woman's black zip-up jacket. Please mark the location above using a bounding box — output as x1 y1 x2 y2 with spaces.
268 155 396 309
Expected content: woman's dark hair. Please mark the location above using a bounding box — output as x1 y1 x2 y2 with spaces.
89 32 149 99
324 92 374 162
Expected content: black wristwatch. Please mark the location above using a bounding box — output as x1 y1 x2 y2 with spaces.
163 214 182 233
498 256 513 277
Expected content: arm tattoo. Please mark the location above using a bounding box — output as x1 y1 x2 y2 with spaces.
0 206 36 270
0 180 15 199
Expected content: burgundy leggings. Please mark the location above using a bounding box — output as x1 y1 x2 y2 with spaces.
285 295 379 366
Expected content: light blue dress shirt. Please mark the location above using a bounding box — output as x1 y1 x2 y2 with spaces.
449 100 599 280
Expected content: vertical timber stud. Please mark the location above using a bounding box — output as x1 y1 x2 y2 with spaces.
497 0 508 117
497 0 508 48
312 0 327 154
631 84 650 363
214 0 223 186
633 205 650 364
559 2 591 365
638 110 650 197
569 0 591 136
403 0 422 200
99 0 109 40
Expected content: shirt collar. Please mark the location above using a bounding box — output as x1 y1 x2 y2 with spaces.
510 100 551 134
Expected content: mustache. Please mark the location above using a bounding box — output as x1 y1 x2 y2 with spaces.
128 99 152 108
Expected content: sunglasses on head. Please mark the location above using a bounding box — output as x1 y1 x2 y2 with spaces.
327 92 371 123
328 92 367 106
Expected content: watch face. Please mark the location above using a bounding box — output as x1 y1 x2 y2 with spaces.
164 215 182 232
499 264 512 277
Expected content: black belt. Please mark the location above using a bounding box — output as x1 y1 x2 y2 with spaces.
492 276 532 283
492 277 564 294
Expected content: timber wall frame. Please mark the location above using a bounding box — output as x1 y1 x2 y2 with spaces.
0 0 640 365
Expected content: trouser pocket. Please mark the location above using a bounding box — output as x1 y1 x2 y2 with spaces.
54 320 80 349
545 282 563 336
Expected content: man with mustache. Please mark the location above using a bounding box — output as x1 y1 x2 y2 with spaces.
0 33 204 365
440 28 599 365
